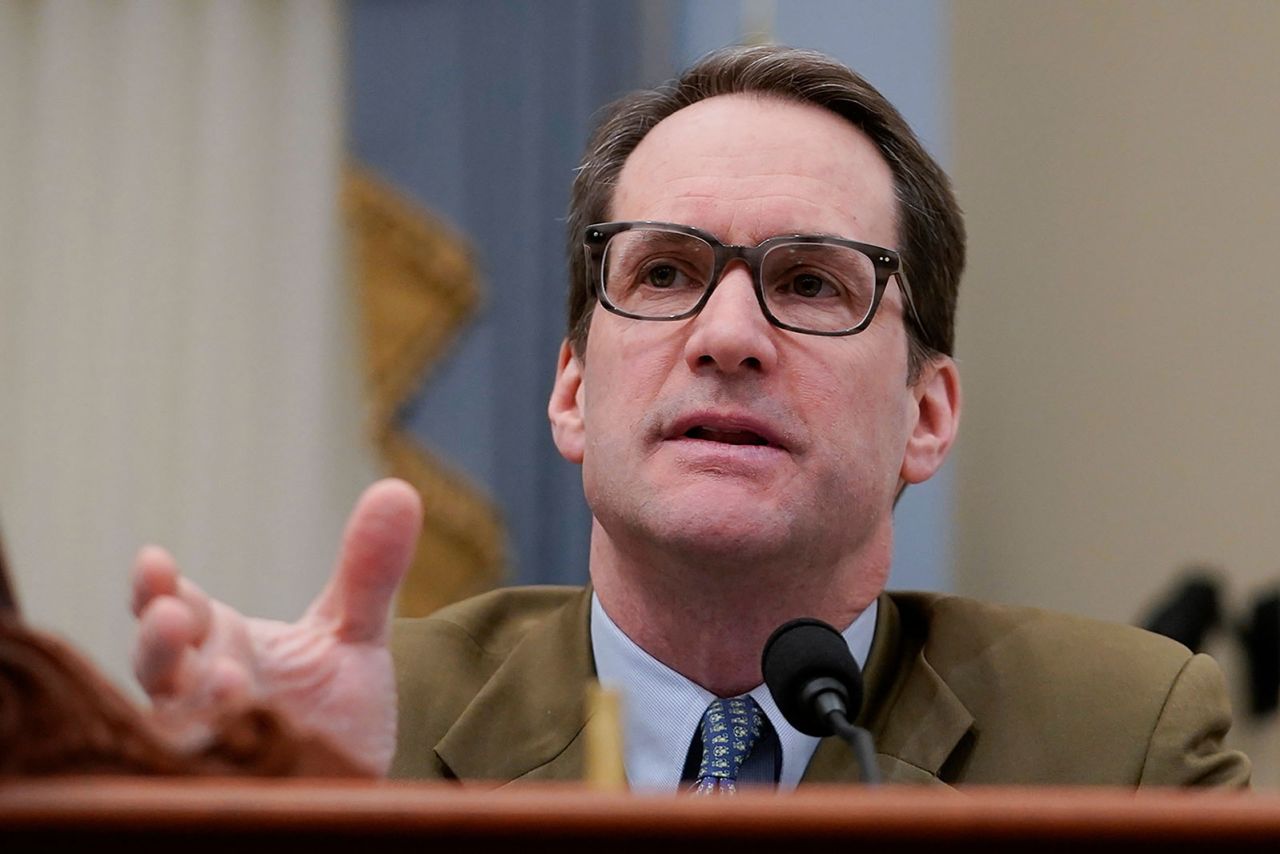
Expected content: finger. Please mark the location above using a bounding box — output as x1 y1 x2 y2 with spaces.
207 657 253 711
310 478 422 643
130 546 214 646
133 594 201 697
149 658 251 752
131 545 179 617
174 576 214 646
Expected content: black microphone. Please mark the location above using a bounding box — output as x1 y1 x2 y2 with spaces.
762 617 880 784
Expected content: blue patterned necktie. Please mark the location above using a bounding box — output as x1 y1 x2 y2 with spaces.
692 695 764 794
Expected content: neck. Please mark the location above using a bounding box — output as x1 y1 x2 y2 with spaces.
588 519 890 697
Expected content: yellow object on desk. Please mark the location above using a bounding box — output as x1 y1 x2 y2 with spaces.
583 682 626 791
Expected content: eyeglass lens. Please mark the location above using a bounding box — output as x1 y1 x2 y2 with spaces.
601 228 877 333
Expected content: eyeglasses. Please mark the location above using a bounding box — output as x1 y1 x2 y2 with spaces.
583 221 922 337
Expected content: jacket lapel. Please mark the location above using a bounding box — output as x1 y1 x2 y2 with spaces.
431 588 973 788
434 588 595 785
802 592 974 787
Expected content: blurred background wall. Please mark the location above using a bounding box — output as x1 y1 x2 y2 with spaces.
1 0 1275 784
0 0 374 693
951 0 1280 786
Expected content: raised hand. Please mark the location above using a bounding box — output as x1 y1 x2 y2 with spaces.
130 478 422 775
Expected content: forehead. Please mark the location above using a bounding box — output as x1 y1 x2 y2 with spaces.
611 94 898 248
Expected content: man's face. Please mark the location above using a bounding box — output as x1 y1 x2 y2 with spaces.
552 94 950 574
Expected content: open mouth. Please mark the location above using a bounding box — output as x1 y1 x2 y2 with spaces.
684 426 771 446
667 412 787 452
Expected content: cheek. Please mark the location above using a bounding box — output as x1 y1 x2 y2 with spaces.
789 356 912 467
582 317 683 430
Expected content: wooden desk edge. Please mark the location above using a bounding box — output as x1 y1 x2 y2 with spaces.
1 778 1276 841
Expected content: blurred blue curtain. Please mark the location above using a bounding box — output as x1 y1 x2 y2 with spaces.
349 0 655 587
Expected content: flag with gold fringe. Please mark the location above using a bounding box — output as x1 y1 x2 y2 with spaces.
343 165 505 617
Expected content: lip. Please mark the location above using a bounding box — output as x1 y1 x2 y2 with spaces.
664 410 788 451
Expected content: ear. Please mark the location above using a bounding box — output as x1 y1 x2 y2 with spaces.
548 338 586 464
900 356 961 485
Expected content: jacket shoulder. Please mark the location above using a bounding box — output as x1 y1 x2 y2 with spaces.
394 585 586 659
389 585 587 779
892 590 1195 674
887 591 1248 786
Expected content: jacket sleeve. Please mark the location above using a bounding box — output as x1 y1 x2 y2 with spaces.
1138 652 1251 787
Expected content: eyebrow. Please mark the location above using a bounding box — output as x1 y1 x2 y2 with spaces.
626 230 692 246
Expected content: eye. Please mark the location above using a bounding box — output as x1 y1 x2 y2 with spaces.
792 273 828 298
638 259 700 290
780 271 838 299
644 263 681 289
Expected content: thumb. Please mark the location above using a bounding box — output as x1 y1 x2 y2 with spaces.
311 478 423 643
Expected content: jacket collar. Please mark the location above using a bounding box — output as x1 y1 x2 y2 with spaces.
432 587 974 788
802 592 975 787
434 587 594 785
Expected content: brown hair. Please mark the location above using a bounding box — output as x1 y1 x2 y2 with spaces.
565 44 965 377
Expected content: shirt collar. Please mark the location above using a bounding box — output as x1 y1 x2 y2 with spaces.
590 593 877 792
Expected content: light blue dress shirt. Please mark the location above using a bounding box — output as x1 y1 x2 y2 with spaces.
590 593 877 792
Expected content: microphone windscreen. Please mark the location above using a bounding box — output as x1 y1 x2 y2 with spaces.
761 618 864 737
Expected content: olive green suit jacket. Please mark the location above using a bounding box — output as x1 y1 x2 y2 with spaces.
389 586 1250 787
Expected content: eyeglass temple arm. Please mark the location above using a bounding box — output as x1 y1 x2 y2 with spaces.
895 270 927 341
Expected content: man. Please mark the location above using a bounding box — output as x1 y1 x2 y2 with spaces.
130 45 1249 789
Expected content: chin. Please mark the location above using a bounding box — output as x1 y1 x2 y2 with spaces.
636 507 802 568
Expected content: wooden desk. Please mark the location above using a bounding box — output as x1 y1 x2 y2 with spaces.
2 779 1278 852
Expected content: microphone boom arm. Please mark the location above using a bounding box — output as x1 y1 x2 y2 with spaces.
802 676 881 785
825 710 881 785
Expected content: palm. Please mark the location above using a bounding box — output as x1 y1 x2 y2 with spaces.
254 613 398 770
134 480 421 776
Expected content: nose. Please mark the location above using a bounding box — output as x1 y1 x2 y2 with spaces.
683 263 779 375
